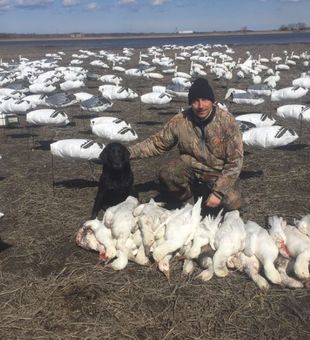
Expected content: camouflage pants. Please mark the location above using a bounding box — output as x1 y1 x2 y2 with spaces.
158 158 242 210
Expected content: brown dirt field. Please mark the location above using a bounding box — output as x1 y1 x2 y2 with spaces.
0 43 309 339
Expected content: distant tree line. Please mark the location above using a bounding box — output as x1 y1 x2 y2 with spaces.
0 32 172 39
279 22 308 31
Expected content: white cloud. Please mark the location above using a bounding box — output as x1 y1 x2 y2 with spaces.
16 0 54 6
0 0 54 10
0 0 11 10
151 0 168 6
86 2 97 10
63 0 80 7
280 0 301 2
119 0 137 4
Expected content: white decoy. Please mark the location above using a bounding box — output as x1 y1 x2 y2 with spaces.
224 88 246 100
275 62 290 71
98 84 138 100
90 116 130 128
125 68 144 77
258 55 269 63
263 72 280 88
90 60 109 68
50 139 104 161
236 70 245 79
227 91 265 106
276 104 310 122
45 92 77 108
252 74 262 84
80 96 113 112
60 79 85 91
74 92 94 102
171 76 191 88
141 92 172 106
29 82 56 94
0 97 34 114
271 86 308 102
242 125 298 148
235 113 276 127
99 74 122 85
26 109 70 126
174 66 191 79
292 76 310 89
271 53 282 63
70 59 83 65
143 72 164 79
91 121 138 143
247 84 272 96
190 61 207 77
112 61 126 72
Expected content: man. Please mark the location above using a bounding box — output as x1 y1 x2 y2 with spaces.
129 78 243 211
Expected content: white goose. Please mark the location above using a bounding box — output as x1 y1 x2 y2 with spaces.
152 197 202 266
268 215 310 280
243 221 282 285
213 210 246 277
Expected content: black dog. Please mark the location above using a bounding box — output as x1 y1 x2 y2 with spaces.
91 142 134 219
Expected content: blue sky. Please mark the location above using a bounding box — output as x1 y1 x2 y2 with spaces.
0 0 309 34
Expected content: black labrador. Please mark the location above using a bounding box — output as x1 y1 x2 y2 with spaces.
91 142 134 219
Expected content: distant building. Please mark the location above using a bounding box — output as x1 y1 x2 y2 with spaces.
70 33 84 38
178 30 193 34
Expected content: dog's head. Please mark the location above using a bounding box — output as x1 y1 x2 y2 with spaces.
99 142 130 170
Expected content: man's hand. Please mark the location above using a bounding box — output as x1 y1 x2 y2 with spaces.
205 193 222 208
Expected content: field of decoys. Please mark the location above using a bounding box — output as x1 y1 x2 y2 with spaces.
0 42 310 339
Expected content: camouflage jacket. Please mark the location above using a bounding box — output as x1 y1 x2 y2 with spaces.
129 105 243 195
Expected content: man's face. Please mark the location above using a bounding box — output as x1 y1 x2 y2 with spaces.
191 98 213 119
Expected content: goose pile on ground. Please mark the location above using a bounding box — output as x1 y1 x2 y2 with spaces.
76 196 310 290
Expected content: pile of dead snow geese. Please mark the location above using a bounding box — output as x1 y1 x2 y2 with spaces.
76 196 310 290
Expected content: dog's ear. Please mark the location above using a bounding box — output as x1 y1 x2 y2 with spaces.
99 147 108 166
123 147 130 162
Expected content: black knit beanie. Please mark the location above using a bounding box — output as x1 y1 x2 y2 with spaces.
188 78 215 105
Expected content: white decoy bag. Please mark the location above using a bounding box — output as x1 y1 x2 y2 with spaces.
276 105 310 122
26 109 70 126
271 86 308 102
141 92 172 105
98 85 138 100
242 125 298 148
90 116 130 128
236 113 276 127
50 139 104 161
292 77 310 89
91 123 138 142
